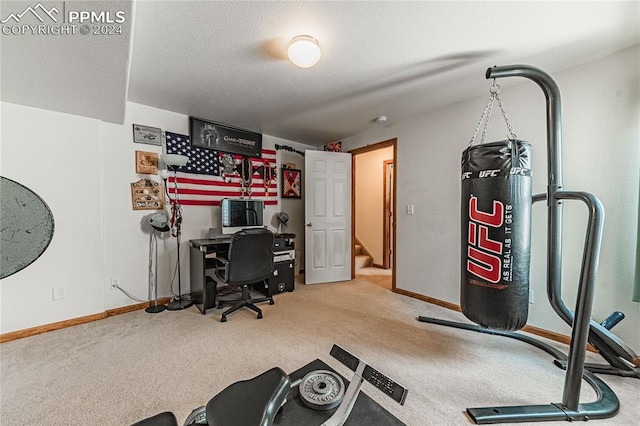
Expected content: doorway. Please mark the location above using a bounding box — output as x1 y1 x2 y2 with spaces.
383 159 394 269
350 139 397 291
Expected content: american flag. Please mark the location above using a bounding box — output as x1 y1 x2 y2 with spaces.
165 131 278 206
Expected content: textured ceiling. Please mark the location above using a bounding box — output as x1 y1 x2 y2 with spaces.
2 1 639 145
0 0 134 123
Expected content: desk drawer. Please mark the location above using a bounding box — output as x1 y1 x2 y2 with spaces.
274 237 294 251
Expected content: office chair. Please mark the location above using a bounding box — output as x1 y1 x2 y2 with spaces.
210 228 275 322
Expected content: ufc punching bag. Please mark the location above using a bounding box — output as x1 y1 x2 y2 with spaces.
461 140 532 331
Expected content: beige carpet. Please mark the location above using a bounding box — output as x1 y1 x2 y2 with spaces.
1 277 638 425
356 266 392 290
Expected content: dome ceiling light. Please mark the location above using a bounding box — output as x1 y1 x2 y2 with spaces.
287 35 321 68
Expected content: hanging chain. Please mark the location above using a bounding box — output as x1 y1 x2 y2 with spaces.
469 80 517 146
469 92 495 147
495 90 517 140
480 91 495 145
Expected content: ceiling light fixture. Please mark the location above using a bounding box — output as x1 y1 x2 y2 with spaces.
287 35 321 68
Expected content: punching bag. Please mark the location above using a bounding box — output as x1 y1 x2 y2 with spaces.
461 140 532 331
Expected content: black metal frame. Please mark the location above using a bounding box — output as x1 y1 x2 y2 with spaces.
418 317 620 423
418 64 640 424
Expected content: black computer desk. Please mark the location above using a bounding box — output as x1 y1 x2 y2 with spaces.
189 236 231 315
189 234 295 315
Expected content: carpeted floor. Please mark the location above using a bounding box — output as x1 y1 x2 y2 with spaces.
1 276 638 425
356 266 392 290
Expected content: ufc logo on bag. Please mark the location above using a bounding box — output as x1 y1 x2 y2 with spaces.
467 196 503 283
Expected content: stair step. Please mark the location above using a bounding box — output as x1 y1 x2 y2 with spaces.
355 254 372 270
355 244 363 255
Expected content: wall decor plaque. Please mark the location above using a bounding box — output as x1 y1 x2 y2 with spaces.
135 151 159 174
131 179 164 210
133 124 162 146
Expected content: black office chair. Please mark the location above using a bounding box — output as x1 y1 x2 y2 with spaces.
210 228 275 322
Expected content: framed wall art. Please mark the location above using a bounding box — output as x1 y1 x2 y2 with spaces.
135 151 158 175
281 168 301 199
189 116 262 157
132 124 162 146
324 141 342 152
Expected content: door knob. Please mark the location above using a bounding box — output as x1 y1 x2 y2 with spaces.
305 222 312 227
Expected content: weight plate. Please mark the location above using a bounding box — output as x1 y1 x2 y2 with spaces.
184 406 207 425
298 370 345 411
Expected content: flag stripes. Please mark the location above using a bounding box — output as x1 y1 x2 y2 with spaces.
165 131 278 206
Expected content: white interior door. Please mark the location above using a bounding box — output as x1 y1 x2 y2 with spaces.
304 150 352 284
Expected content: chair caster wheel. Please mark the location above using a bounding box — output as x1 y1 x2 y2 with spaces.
257 313 263 319
221 316 227 322
269 299 274 305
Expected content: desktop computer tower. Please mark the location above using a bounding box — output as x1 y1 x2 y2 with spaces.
269 259 295 295
255 248 295 296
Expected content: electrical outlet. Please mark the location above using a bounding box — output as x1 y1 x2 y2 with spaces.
529 289 534 304
111 277 120 290
406 204 414 215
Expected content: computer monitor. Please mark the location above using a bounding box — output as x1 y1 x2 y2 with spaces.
220 198 265 235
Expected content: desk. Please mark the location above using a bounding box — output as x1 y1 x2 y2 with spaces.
189 237 231 314
189 234 295 315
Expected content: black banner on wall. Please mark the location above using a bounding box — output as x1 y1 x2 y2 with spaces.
189 117 262 158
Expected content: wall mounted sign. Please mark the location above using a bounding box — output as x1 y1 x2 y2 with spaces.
189 116 262 158
131 179 164 210
275 143 305 156
282 168 302 199
133 124 162 146
135 150 159 174
0 177 55 279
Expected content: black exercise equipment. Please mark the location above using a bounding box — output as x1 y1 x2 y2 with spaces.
420 64 639 424
131 345 407 426
206 367 291 426
132 412 178 426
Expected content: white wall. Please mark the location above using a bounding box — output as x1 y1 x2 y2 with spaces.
355 146 394 265
342 46 640 349
0 101 315 333
1 104 104 331
274 151 308 273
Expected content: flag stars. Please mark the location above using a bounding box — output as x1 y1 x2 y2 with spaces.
166 132 224 177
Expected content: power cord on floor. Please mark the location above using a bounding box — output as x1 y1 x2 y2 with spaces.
113 282 193 305
113 284 145 303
